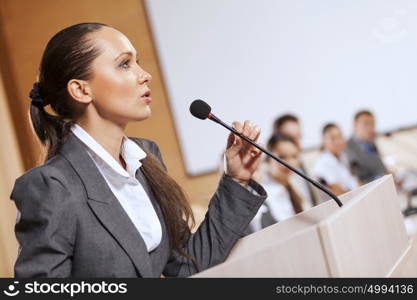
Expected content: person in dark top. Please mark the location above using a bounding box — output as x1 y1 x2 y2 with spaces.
345 110 387 184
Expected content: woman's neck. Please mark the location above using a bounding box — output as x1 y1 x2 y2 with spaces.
76 117 126 167
332 152 341 160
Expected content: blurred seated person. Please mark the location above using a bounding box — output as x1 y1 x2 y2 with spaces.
248 134 305 233
273 114 302 148
345 110 387 184
312 123 358 198
273 113 317 206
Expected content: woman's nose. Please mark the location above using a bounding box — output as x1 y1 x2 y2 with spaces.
138 68 152 84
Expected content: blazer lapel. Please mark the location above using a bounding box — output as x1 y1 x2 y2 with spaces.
59 132 153 277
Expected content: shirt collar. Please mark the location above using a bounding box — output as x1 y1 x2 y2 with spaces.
70 124 147 178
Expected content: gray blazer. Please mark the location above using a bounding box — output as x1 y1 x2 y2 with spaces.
345 137 386 184
10 132 267 278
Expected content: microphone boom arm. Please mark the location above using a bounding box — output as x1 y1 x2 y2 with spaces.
208 113 343 207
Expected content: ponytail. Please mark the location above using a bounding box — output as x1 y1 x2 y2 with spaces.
29 22 106 162
29 82 74 162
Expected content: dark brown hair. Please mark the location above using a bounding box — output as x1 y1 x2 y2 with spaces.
30 22 105 160
354 110 373 122
273 114 299 133
29 23 195 264
320 122 338 151
322 122 338 136
266 132 296 152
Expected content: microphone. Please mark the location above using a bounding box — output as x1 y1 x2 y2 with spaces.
190 99 343 207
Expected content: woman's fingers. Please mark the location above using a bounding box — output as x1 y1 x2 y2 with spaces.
242 120 252 139
252 125 261 142
246 122 259 141
226 121 244 156
226 120 261 158
240 120 261 153
232 121 244 134
250 125 262 157
227 122 243 148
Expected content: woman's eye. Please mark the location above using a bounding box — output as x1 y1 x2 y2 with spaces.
120 59 139 69
120 59 130 69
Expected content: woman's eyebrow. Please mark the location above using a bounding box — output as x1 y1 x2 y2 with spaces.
114 51 136 61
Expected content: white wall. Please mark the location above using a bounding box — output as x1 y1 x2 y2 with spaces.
146 0 417 175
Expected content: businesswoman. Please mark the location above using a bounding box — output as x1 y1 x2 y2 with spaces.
10 23 267 278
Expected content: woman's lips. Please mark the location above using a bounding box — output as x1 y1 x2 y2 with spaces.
141 90 152 103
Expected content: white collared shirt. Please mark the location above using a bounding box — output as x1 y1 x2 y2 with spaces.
71 124 162 252
312 150 358 191
249 174 296 232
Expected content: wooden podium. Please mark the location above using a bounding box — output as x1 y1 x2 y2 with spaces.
193 175 415 277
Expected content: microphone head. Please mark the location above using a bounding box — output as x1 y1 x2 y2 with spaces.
190 99 212 120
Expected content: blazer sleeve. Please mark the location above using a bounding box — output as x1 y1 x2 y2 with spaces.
143 141 268 277
10 168 76 278
163 174 267 277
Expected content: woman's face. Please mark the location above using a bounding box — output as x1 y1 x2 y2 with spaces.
86 27 152 126
268 140 300 180
323 126 345 156
280 121 301 147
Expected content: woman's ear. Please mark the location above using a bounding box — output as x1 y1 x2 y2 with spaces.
67 79 92 104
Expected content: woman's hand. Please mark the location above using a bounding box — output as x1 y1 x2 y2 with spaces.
224 120 262 187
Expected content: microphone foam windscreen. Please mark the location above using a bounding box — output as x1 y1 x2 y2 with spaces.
189 99 211 120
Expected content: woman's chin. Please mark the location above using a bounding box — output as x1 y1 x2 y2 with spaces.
134 108 152 121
